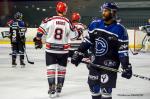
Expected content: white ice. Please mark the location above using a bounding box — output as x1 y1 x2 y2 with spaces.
0 45 150 99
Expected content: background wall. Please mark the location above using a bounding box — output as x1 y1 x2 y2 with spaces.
0 0 150 28
0 27 147 49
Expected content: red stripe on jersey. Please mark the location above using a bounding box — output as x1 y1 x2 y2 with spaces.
63 44 70 49
58 71 66 75
46 43 51 49
47 71 56 75
37 27 45 34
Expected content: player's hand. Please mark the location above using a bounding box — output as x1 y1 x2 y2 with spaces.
121 64 132 79
33 37 42 49
71 51 84 66
77 28 83 40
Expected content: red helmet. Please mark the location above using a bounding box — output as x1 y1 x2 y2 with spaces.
56 2 67 13
71 12 81 21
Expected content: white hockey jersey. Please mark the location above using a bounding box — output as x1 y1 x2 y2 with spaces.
69 22 87 50
38 16 78 53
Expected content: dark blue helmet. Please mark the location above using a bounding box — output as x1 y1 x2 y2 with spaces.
14 12 23 20
101 2 118 12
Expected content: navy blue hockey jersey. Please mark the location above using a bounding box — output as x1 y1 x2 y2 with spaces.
10 20 26 43
78 19 129 69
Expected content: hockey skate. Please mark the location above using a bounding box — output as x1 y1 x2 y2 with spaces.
56 89 61 97
56 83 62 97
48 90 55 98
12 60 17 68
12 62 17 68
48 85 56 98
20 60 25 68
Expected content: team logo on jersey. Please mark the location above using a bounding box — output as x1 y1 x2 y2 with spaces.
95 37 108 56
88 75 99 80
119 44 128 50
101 74 109 84
104 60 116 67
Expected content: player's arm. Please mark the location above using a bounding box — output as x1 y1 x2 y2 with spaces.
71 21 96 66
68 20 79 41
118 27 132 79
33 20 47 49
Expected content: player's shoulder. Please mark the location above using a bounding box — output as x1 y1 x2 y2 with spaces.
115 22 127 32
41 17 49 23
7 19 14 26
18 20 26 27
115 23 128 37
51 16 70 23
74 22 86 29
88 19 103 31
90 19 103 25
78 22 86 27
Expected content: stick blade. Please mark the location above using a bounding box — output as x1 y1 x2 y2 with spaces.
28 61 34 64
133 52 138 55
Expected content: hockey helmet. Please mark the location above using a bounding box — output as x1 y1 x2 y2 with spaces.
71 12 81 22
101 2 118 13
56 2 68 14
14 12 23 20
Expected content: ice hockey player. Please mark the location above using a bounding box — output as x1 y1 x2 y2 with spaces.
33 1 78 98
68 12 87 57
9 12 27 68
139 18 150 36
139 18 150 52
71 2 132 99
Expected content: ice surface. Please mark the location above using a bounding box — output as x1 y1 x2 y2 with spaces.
0 45 150 99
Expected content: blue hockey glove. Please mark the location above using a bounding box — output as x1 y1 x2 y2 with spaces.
33 37 42 49
121 64 132 79
71 51 84 66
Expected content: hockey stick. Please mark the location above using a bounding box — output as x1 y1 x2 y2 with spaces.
24 50 34 64
81 61 150 81
24 47 34 64
129 48 138 55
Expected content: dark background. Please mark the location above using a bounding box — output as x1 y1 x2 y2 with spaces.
0 0 150 28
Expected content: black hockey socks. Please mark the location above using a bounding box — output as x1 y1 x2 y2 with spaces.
92 95 102 99
102 97 112 99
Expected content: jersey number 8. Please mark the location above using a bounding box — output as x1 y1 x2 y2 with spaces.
54 28 63 40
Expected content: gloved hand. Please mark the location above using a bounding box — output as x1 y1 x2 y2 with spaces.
33 37 42 49
71 51 84 66
77 28 83 40
121 64 132 79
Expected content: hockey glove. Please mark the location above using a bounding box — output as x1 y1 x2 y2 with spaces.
33 37 42 49
77 28 83 40
121 64 132 79
71 51 84 66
